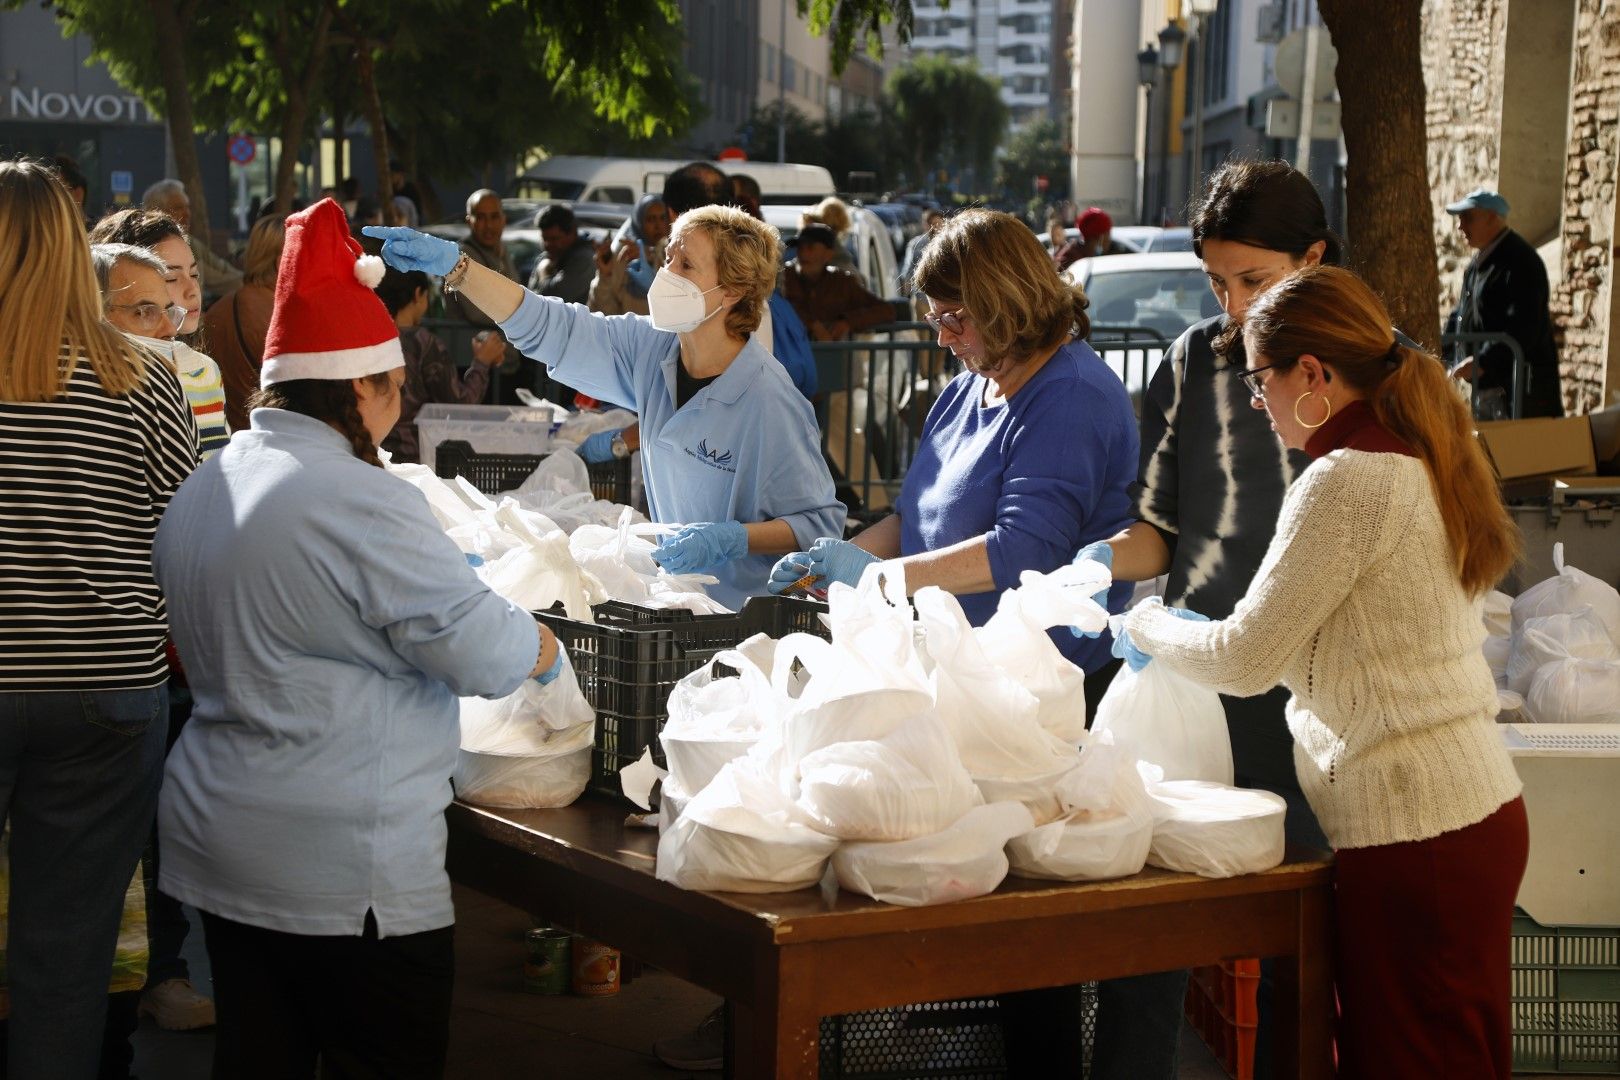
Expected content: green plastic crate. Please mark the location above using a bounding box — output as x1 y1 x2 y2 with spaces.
1512 911 1620 1074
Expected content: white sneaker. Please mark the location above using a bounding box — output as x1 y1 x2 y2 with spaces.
139 978 216 1031
653 1006 724 1071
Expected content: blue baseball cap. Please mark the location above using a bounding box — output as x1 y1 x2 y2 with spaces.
1445 188 1510 216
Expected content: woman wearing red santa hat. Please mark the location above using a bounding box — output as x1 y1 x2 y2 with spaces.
152 198 562 1079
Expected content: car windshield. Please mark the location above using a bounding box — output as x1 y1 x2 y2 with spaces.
1146 228 1194 252
511 177 586 201
1085 268 1220 340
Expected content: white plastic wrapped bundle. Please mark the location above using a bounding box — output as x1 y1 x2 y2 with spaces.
658 776 691 836
1506 608 1618 696
1145 780 1286 878
1525 658 1620 723
1511 543 1620 645
453 656 597 809
1482 590 1513 638
795 713 981 841
1092 662 1235 785
661 647 779 794
831 802 1035 907
1006 741 1155 881
655 758 840 893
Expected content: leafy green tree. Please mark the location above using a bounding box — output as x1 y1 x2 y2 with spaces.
997 118 1068 203
735 101 826 166
888 56 1006 195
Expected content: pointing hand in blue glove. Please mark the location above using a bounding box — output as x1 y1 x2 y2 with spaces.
651 522 750 575
578 429 622 465
1070 540 1115 639
624 240 655 298
803 537 880 590
361 226 461 276
1111 603 1210 672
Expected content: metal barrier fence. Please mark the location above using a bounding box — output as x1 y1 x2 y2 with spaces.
1440 331 1529 420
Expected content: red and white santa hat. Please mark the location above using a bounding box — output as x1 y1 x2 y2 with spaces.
260 197 401 386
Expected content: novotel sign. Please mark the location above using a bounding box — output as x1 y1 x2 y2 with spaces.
5 87 159 125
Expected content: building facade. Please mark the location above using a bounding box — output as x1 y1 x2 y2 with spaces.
908 0 1062 130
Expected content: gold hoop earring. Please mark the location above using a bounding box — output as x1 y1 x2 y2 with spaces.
1294 391 1332 429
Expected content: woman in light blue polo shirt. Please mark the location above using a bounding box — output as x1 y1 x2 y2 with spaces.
365 206 844 611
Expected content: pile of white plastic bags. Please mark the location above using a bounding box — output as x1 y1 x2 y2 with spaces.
653 562 1288 906
1485 543 1620 723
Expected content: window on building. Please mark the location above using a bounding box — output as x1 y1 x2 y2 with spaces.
783 55 796 95
1203 0 1231 107
765 41 776 84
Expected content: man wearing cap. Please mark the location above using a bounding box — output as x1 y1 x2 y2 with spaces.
1055 206 1128 273
1444 188 1563 417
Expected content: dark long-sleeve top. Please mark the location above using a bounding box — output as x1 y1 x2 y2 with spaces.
383 325 491 464
780 264 894 337
1445 228 1562 416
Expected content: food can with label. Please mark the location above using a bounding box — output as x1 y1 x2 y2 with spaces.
570 935 621 997
522 928 572 995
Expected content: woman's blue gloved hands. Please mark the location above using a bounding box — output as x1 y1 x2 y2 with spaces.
804 538 879 590
578 429 621 465
1111 603 1210 672
361 226 461 276
768 551 814 594
1070 540 1115 639
651 522 749 575
624 241 654 297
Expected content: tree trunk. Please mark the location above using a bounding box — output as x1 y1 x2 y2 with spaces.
269 6 335 212
353 46 394 223
1318 0 1440 351
146 0 210 247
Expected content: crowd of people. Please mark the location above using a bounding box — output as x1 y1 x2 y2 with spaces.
0 145 1534 1080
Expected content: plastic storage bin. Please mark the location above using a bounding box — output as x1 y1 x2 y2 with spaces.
415 403 556 469
434 439 631 503
1511 910 1620 1074
535 595 831 798
1184 959 1260 1079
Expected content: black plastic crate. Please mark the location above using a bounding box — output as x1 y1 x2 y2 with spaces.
434 439 631 503
535 595 830 798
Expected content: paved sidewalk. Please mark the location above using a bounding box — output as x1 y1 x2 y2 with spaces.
134 884 1232 1078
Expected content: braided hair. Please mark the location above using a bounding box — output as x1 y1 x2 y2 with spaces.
246 375 392 467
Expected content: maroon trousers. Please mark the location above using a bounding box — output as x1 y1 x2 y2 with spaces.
1332 796 1528 1080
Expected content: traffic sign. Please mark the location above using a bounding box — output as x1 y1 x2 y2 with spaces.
1265 99 1342 140
1274 27 1337 99
227 134 256 166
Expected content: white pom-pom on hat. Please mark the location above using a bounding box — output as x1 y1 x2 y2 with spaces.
354 254 386 288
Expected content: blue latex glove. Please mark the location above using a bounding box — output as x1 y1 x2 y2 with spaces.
361 226 461 276
651 521 750 575
1111 604 1211 672
803 537 880 590
579 429 621 465
624 240 654 297
767 551 814 595
1070 541 1115 639
533 643 567 686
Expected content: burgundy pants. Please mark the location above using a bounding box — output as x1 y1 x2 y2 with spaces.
1333 796 1528 1080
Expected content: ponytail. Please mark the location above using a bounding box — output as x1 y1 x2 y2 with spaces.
1244 266 1521 595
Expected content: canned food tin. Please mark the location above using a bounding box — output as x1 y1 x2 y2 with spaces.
570 936 621 997
522 927 572 995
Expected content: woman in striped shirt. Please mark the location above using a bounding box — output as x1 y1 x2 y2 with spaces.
0 157 199 1077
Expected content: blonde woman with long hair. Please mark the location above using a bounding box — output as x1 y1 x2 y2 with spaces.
1116 265 1526 1079
0 157 198 1077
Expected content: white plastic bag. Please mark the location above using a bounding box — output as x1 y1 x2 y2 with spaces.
795 713 981 841
1483 634 1512 688
655 757 841 893
1525 658 1620 723
1006 740 1155 881
974 564 1111 745
1511 543 1620 646
831 802 1035 907
476 504 596 619
658 775 692 835
454 722 593 809
1482 590 1513 639
1092 662 1234 785
661 647 780 794
1145 780 1286 878
913 588 1078 783
458 654 595 739
1506 608 1619 696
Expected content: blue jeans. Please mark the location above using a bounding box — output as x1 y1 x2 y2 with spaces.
0 687 167 1080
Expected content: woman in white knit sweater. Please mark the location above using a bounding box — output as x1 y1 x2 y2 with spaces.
1118 265 1527 1079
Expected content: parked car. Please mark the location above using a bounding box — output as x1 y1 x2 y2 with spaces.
1069 251 1219 341
1144 226 1194 252
863 202 926 257
510 156 835 206
423 200 628 284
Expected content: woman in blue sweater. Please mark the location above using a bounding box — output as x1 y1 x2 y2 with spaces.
769 208 1138 675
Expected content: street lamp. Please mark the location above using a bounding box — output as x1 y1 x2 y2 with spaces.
1136 44 1159 226
1151 23 1186 225
1185 0 1220 201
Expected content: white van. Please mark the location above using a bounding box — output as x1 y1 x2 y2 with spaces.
511 156 835 206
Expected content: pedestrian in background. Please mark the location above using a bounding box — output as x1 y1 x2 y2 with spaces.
141 179 243 302
590 194 671 317
781 223 893 343
204 212 287 433
1444 187 1563 417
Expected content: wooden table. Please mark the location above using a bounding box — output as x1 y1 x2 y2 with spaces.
446 797 1334 1079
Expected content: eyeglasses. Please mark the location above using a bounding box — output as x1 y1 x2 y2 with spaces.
923 309 972 335
107 301 186 334
1239 359 1299 401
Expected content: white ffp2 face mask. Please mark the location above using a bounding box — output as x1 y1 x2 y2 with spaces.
647 267 724 333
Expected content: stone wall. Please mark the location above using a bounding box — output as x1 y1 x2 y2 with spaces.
1550 0 1619 413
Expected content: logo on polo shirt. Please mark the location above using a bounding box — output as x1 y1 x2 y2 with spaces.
687 438 736 473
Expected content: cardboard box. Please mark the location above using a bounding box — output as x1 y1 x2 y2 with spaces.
1476 416 1596 488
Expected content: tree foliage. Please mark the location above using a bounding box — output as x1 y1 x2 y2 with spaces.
997 118 1068 203
888 55 1006 195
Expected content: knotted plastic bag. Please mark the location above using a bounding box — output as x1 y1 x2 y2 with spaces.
1144 778 1286 878
1506 607 1619 697
454 660 595 808
831 801 1035 907
1091 662 1234 785
795 712 981 841
1511 543 1620 646
1006 739 1155 882
662 645 782 794
1525 657 1620 723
